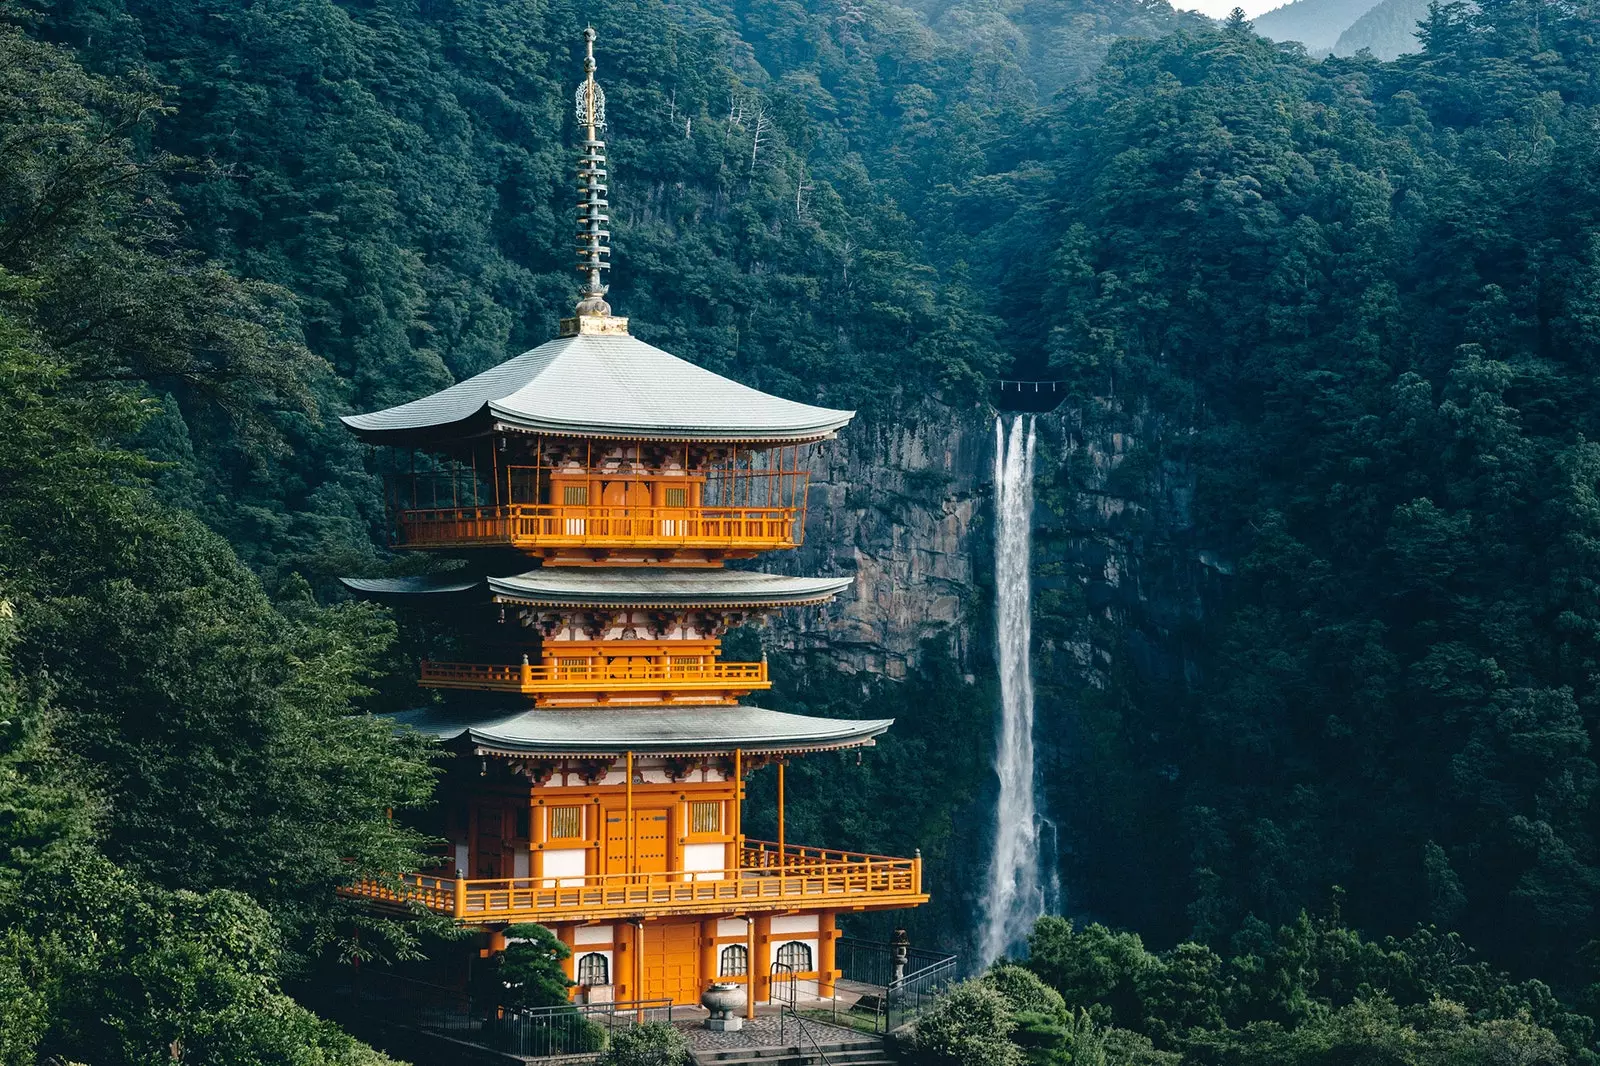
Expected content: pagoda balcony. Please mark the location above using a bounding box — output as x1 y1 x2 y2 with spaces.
391 503 802 556
418 657 770 702
339 841 926 924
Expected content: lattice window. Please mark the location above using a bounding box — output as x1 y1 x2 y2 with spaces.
776 941 813 972
563 485 589 506
719 944 749 977
664 487 688 508
691 801 721 834
672 656 703 666
549 806 582 839
577 952 609 986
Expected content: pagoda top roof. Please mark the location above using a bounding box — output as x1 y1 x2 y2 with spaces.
341 330 854 446
386 703 892 757
341 568 852 609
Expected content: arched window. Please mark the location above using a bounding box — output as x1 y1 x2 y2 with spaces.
775 941 813 973
719 944 749 977
576 952 609 986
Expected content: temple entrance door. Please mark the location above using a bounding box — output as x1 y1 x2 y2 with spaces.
603 807 671 879
634 809 669 875
601 480 653 535
642 921 701 1005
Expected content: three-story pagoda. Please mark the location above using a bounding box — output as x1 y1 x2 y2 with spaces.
339 30 927 1011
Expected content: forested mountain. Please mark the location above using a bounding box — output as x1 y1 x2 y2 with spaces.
1333 0 1428 57
11 0 1600 1060
1250 0 1381 51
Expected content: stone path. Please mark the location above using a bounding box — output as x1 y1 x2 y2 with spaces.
675 1011 867 1053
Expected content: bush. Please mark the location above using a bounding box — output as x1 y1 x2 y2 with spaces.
908 979 1024 1066
984 965 1068 1016
601 1021 692 1066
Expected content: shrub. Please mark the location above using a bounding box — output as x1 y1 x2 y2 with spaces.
984 964 1068 1016
601 1021 692 1066
908 979 1024 1066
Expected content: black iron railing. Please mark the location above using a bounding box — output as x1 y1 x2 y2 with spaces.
834 937 959 1034
316 968 674 1058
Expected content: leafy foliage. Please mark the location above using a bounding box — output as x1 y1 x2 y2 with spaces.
492 922 575 1010
599 1021 693 1066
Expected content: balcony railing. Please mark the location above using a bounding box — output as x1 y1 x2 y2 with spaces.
418 658 769 697
340 840 925 923
392 504 802 553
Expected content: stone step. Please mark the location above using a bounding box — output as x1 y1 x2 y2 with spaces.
691 1039 893 1066
688 1049 896 1056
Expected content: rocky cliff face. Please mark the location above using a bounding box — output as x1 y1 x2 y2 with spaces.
766 402 996 678
765 399 1203 695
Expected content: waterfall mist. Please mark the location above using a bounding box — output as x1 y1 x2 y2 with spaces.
979 414 1046 966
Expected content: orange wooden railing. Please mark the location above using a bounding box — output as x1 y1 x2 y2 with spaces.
419 658 770 694
341 841 923 921
393 504 802 551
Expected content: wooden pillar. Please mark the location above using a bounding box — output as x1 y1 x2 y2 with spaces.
616 921 636 1003
818 911 839 997
699 918 718 997
625 751 634 878
745 917 757 1020
776 760 785 853
732 749 743 852
635 919 647 1015
556 925 577 999
532 798 546 883
753 913 773 1009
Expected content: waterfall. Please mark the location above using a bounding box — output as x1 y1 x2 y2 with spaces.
979 414 1045 966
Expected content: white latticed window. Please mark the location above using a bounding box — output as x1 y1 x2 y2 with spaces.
577 952 608 986
775 941 812 972
719 944 748 977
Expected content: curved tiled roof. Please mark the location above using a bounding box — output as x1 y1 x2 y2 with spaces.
340 568 851 609
341 332 854 444
386 704 892 757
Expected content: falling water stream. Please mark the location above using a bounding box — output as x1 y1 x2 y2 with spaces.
979 415 1047 966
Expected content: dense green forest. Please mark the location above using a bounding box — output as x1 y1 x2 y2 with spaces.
8 0 1600 1058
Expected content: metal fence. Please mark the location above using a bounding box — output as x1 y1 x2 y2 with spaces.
833 937 959 1034
321 968 675 1059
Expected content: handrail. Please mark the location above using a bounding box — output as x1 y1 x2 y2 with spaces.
772 962 833 1066
393 502 802 549
341 846 924 921
420 658 769 693
740 840 914 867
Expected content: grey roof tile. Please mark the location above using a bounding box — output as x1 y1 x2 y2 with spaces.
386 704 892 756
342 333 853 444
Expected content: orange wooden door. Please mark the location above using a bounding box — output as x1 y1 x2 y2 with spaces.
603 807 671 877
643 921 701 1005
635 808 670 874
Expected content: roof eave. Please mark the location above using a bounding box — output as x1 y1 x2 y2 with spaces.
486 411 855 446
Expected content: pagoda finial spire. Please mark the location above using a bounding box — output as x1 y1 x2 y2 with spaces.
573 27 611 318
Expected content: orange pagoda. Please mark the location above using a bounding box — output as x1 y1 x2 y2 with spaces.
338 30 927 1012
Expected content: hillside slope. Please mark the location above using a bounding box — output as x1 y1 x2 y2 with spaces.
1334 0 1429 57
1250 0 1382 50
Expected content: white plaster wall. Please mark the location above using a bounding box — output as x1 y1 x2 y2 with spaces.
771 915 819 934
574 924 614 945
543 848 586 887
683 843 724 880
717 918 749 938
513 847 530 878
